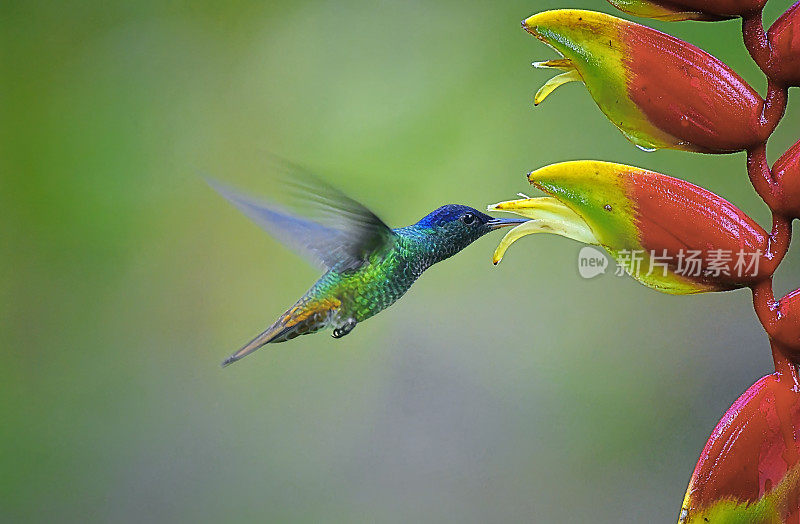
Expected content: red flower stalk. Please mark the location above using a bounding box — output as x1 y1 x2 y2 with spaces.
505 4 799 520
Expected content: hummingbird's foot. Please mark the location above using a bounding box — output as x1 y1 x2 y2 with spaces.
332 318 357 339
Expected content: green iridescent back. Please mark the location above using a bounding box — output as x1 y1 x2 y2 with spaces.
304 230 434 324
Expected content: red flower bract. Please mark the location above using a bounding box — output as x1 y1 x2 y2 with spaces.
608 0 768 21
771 289 800 350
768 1 800 87
680 373 800 522
773 139 800 218
623 25 770 152
627 170 773 288
523 10 775 153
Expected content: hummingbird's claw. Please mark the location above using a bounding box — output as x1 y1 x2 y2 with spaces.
332 318 357 338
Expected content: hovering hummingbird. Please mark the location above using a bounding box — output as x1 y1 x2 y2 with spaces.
210 167 525 367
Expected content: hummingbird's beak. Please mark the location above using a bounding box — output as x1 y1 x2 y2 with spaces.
487 217 528 230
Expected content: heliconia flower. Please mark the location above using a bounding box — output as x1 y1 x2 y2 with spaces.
606 0 767 22
488 161 774 294
767 1 800 86
773 139 800 218
523 10 772 153
679 372 800 523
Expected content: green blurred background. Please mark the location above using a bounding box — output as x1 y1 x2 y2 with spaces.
3 0 799 521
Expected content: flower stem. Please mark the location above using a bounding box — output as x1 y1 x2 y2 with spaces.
747 143 778 208
763 80 789 133
742 10 772 76
772 339 800 389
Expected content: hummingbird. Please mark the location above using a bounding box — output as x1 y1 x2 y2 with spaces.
210 167 526 367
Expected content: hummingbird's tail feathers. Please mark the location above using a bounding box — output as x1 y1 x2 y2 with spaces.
221 297 340 367
221 321 293 367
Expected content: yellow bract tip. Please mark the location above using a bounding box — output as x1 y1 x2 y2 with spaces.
534 69 583 106
489 197 598 264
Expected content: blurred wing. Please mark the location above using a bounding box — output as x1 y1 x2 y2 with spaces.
207 174 395 271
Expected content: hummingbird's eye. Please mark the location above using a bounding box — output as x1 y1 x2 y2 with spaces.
460 213 476 225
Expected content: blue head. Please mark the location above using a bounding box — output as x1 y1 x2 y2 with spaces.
405 204 526 262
